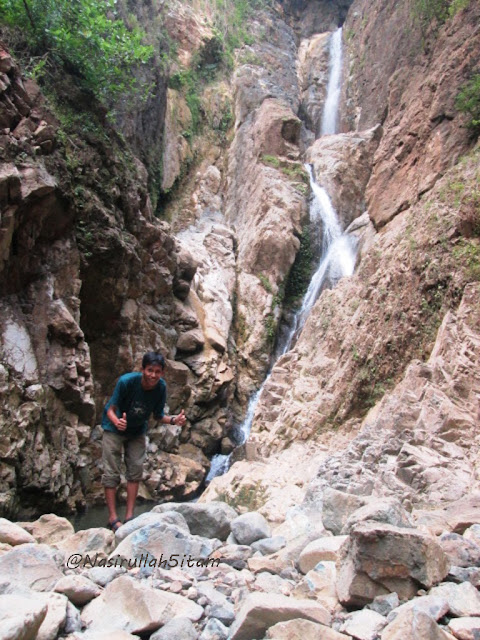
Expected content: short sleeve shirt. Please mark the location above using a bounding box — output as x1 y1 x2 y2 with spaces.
101 372 166 436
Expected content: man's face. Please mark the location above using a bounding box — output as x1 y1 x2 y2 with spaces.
141 364 164 390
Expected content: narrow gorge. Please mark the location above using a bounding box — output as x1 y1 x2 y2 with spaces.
0 0 479 637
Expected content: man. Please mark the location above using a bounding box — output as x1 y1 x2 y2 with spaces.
101 351 186 531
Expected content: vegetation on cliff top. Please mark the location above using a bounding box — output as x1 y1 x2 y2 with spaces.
0 0 153 105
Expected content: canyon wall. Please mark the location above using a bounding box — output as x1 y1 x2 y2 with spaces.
204 0 480 517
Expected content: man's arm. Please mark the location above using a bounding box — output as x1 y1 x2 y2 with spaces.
159 409 186 427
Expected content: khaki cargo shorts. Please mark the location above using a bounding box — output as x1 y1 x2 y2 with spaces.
101 430 147 487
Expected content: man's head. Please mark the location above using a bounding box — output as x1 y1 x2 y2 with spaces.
141 351 165 390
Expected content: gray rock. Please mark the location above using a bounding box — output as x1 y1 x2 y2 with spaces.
428 581 480 617
251 536 287 555
150 617 198 640
86 565 126 586
341 498 412 534
63 601 82 634
381 608 455 640
231 512 271 546
438 532 480 568
340 609 387 640
153 502 238 540
386 596 450 623
448 616 480 640
322 489 369 535
0 594 47 640
208 603 235 626
0 543 63 592
336 522 450 607
115 511 190 542
448 566 480 586
210 544 254 570
368 593 400 617
229 593 331 640
199 618 229 640
81 575 203 633
112 521 219 576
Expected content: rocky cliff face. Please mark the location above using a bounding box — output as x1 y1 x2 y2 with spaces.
204 0 480 520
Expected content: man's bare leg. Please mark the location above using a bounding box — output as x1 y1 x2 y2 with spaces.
125 481 139 521
104 487 120 525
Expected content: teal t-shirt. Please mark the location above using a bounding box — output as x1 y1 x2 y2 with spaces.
102 372 166 436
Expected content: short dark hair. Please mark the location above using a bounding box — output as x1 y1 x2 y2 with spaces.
142 351 165 369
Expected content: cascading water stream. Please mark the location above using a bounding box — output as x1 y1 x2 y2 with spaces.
320 27 343 136
206 26 352 484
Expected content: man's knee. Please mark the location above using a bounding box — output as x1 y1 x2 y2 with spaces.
102 474 121 488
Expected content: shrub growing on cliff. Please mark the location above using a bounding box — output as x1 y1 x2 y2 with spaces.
456 73 480 137
0 0 153 103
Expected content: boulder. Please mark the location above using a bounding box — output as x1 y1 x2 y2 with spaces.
428 582 480 617
18 513 75 544
199 618 229 640
112 521 218 574
153 502 238 540
447 617 480 640
81 575 203 634
298 536 348 574
36 593 68 640
209 544 254 570
437 532 480 568
380 609 455 640
342 499 412 534
322 489 369 535
340 609 388 640
0 518 35 546
292 562 338 612
251 536 287 556
386 595 449 623
150 617 198 640
54 575 102 606
0 594 47 640
54 528 114 560
368 593 400 617
0 544 62 591
337 523 449 607
231 512 272 546
115 511 189 543
229 592 331 640
266 619 350 639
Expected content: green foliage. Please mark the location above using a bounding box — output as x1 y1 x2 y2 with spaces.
0 0 153 104
456 73 480 136
410 0 472 32
262 154 281 169
284 226 315 309
258 273 273 293
448 0 471 16
410 0 450 26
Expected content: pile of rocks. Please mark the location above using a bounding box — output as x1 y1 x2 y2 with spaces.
2 495 480 639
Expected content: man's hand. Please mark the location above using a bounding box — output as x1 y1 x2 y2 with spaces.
116 412 127 431
175 409 187 427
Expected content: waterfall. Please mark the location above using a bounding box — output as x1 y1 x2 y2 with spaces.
205 25 350 485
320 27 343 136
278 166 357 355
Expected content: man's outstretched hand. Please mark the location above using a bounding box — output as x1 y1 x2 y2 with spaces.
175 409 187 427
